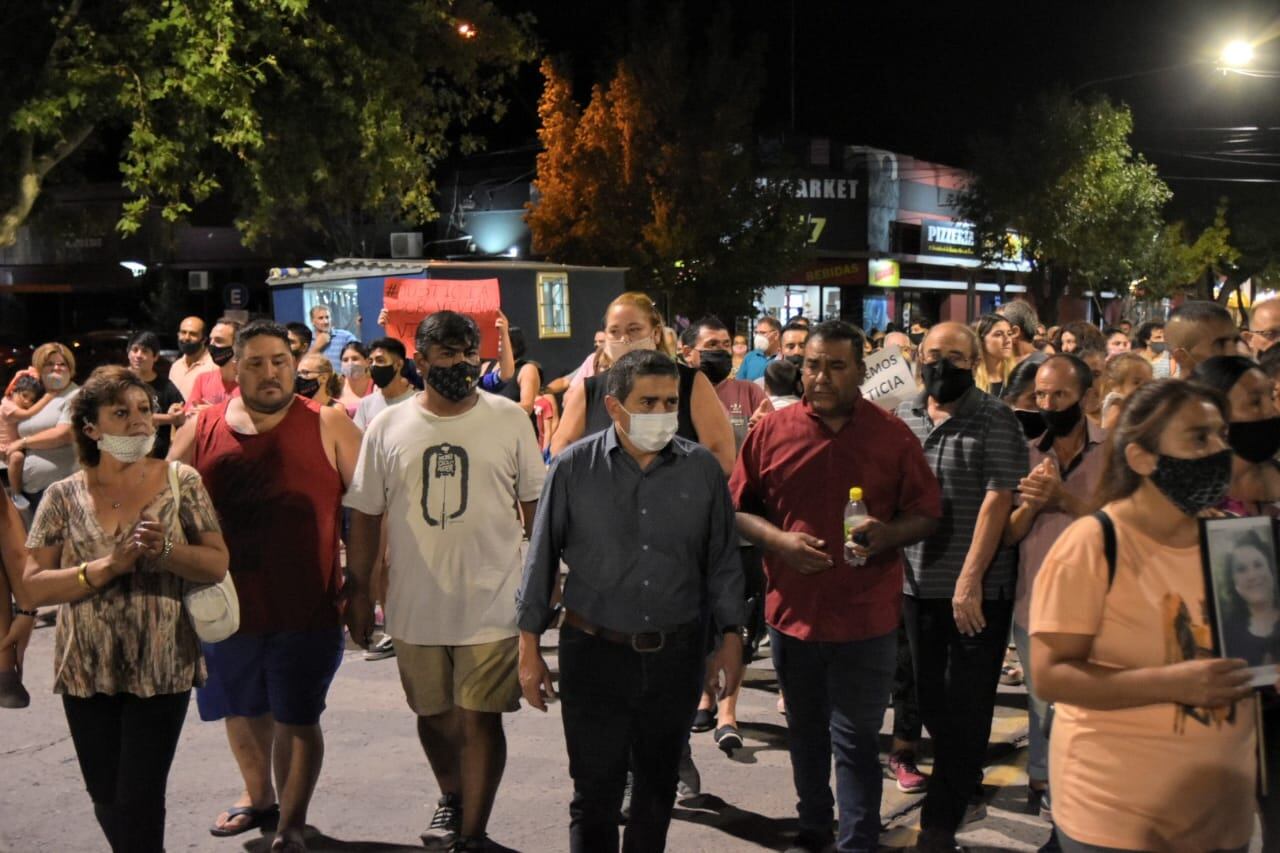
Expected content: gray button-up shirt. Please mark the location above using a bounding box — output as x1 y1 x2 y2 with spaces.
895 386 1027 600
516 427 745 635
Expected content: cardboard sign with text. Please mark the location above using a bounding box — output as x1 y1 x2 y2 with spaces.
383 277 500 360
860 345 917 411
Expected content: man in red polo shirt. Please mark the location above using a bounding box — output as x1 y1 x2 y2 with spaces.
730 320 941 853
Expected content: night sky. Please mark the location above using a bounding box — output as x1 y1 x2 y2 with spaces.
496 0 1280 219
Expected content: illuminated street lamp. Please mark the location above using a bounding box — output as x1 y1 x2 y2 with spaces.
1221 39 1255 68
457 21 476 39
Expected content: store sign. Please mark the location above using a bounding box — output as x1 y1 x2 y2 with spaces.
800 262 865 285
759 168 869 252
860 345 916 410
869 259 900 288
921 220 976 257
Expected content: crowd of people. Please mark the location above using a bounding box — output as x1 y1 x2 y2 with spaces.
0 291 1278 853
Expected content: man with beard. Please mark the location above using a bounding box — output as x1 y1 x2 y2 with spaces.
169 316 217 401
185 318 243 411
171 320 362 852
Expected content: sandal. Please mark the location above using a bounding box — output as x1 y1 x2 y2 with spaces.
209 803 280 837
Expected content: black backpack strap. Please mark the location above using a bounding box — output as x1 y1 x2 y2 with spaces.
1092 510 1117 588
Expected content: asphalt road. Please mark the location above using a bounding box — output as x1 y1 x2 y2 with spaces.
1 621 1062 852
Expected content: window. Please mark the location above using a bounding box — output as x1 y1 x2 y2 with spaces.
303 281 359 333
536 272 571 338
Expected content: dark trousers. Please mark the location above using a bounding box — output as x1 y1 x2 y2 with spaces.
558 623 704 853
62 690 191 853
891 620 922 744
1262 700 1280 853
770 627 897 852
903 595 1013 838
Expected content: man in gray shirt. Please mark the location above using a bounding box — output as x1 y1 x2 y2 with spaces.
895 322 1027 853
516 349 745 853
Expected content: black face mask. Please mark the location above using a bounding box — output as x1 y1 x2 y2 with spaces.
1229 417 1280 464
697 349 732 385
427 361 481 402
369 363 399 389
921 360 974 404
1149 449 1234 516
294 376 320 399
785 354 806 369
1040 402 1083 438
1014 409 1046 440
209 344 234 366
178 340 203 357
908 332 925 346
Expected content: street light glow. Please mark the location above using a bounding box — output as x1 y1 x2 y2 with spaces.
1221 39 1254 67
457 22 476 39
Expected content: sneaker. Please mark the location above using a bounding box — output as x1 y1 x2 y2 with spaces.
0 670 30 709
784 828 835 852
420 793 461 850
676 747 701 798
364 634 396 661
887 750 927 793
619 771 633 823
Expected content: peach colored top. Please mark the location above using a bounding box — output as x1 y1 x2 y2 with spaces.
1030 509 1256 852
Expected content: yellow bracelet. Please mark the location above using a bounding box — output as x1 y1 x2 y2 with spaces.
76 562 96 591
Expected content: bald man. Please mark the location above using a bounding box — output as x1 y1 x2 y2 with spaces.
1247 298 1280 356
169 315 216 400
1165 300 1247 378
883 331 915 362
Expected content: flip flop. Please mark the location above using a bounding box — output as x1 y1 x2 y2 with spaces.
209 803 280 837
714 724 743 753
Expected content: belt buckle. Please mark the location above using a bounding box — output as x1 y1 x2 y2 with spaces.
631 631 665 653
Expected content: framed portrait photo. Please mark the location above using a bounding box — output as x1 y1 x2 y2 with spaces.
1200 516 1280 688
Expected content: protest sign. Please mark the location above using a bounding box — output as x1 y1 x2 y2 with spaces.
383 277 500 360
860 345 916 410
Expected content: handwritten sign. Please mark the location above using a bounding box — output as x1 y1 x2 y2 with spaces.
860 345 916 411
383 277 500 360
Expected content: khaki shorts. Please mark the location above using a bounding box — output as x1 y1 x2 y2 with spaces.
393 636 520 717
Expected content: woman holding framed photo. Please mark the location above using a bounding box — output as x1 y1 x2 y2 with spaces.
1029 379 1263 852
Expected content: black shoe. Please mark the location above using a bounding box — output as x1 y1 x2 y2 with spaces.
0 670 30 709
1036 830 1063 853
450 836 489 852
421 793 462 850
783 828 835 853
676 749 701 798
914 830 964 853
690 707 715 732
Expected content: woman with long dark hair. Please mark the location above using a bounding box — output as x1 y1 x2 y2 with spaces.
1030 379 1261 851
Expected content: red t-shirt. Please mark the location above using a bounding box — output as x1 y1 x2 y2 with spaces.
729 396 942 642
185 370 239 412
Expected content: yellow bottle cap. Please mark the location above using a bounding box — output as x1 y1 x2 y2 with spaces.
849 487 863 501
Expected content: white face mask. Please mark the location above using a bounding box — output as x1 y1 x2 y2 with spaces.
753 333 771 352
603 335 656 363
341 363 369 379
43 371 70 391
97 432 156 463
620 406 679 452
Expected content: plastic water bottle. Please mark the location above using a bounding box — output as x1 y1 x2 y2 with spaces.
844 487 868 567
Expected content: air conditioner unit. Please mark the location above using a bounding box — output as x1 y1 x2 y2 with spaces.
390 232 424 258
188 270 210 291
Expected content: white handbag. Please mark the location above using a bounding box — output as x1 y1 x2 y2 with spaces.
169 462 240 643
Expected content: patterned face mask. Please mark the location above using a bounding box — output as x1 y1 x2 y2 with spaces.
1148 449 1233 516
427 361 480 402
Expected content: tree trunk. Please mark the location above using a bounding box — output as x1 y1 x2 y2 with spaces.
0 126 95 248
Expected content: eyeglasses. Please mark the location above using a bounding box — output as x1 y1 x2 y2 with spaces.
921 352 972 368
1252 328 1280 343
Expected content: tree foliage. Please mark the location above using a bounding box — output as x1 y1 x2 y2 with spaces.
1 0 535 252
1133 201 1236 302
959 92 1172 320
526 5 807 319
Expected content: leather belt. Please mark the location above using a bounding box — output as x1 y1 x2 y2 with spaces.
561 609 683 653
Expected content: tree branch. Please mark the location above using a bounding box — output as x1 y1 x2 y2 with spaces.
0 124 95 248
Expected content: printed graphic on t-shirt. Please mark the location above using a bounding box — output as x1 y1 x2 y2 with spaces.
421 443 469 527
1163 592 1237 732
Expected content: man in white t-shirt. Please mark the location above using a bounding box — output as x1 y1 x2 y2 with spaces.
344 310 545 853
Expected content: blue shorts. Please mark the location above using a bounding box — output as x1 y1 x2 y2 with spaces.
196 628 345 726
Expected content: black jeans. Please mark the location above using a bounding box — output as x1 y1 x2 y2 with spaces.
891 620 922 744
63 690 191 853
558 623 704 853
904 595 1013 838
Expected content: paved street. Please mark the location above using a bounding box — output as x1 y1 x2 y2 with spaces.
2 621 1057 852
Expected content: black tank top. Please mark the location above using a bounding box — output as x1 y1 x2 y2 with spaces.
497 360 541 405
583 362 698 442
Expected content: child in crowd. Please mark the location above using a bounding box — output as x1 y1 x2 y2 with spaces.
1098 352 1154 430
1 372 51 503
533 388 559 464
763 359 802 410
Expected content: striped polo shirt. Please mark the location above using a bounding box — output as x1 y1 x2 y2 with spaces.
896 386 1028 600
